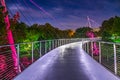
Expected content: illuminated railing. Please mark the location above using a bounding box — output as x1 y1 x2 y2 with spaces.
83 41 120 77
0 38 102 79
1 38 101 79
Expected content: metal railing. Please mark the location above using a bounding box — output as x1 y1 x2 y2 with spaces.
0 38 86 80
0 38 101 79
83 41 120 77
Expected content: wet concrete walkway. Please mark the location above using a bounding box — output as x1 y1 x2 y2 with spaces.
44 47 90 80
14 42 120 80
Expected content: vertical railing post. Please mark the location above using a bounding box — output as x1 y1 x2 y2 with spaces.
113 44 117 75
91 41 93 58
54 40 56 48
59 39 60 46
61 39 62 45
17 44 21 73
71 38 72 43
71 39 73 43
39 41 42 57
59 39 61 46
81 39 83 48
50 40 52 50
56 39 58 47
53 39 56 48
64 39 66 44
56 40 58 47
31 42 34 63
56 40 57 47
85 43 87 51
58 39 59 47
60 39 62 46
62 39 63 45
57 39 58 47
48 40 50 51
45 41 47 53
87 42 89 53
60 39 61 46
52 40 54 49
49 40 51 51
99 42 101 63
84 42 86 52
81 39 83 45
64 39 65 44
65 39 66 44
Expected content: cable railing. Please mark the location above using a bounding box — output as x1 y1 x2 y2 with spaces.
0 38 102 79
1 38 100 80
83 41 120 77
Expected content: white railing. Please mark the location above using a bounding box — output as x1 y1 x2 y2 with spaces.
83 41 120 77
0 38 101 79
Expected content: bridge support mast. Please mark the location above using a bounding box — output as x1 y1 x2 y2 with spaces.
87 16 92 28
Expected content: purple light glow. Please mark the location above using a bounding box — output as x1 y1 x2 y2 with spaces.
0 55 6 74
86 31 99 55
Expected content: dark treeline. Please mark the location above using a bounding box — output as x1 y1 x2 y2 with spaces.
100 16 120 42
12 22 74 43
74 27 93 38
0 21 75 45
74 16 120 42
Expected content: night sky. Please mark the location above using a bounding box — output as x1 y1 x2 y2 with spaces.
6 0 120 30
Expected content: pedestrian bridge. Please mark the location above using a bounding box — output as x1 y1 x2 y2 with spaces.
0 38 120 80
14 41 120 80
14 42 119 80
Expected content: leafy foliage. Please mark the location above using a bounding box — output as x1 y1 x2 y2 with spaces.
100 16 120 42
74 27 92 38
0 6 7 45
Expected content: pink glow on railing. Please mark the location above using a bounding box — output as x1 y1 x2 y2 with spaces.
0 55 6 74
86 31 99 55
1 0 20 73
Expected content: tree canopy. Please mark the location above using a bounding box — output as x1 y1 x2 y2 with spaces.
100 16 120 41
74 27 92 38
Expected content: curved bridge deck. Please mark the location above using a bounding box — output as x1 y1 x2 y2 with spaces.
14 42 120 80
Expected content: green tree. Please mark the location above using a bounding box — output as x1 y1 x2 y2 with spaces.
112 16 120 37
100 16 120 41
74 27 92 38
11 22 28 43
0 6 7 45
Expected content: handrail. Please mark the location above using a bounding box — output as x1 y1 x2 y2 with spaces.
14 41 120 80
0 38 100 79
83 40 120 77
